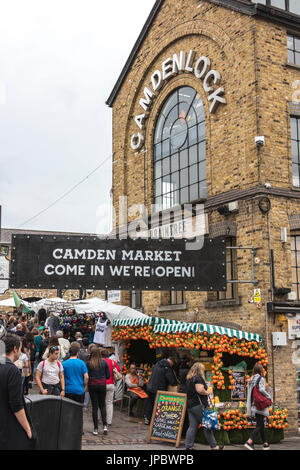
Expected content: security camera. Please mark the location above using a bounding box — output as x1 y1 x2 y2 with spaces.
255 136 265 147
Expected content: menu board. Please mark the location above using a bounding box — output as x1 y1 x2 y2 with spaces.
231 371 246 401
147 391 187 448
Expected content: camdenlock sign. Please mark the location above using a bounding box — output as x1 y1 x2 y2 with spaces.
9 235 226 292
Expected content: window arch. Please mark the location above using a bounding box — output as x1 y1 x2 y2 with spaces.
153 86 206 211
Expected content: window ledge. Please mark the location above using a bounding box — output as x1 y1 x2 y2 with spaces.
286 61 300 71
157 304 187 312
291 186 300 192
204 297 241 309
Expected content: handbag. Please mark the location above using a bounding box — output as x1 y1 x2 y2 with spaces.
202 397 220 431
112 360 122 382
194 377 220 431
252 376 272 411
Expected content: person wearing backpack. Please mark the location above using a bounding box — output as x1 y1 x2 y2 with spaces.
244 363 272 451
35 346 65 396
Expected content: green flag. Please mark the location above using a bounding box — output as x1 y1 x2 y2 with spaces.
12 290 34 314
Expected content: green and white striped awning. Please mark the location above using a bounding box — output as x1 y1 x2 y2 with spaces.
113 317 262 343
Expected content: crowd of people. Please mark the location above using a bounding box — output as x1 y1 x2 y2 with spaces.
0 311 121 444
0 312 272 451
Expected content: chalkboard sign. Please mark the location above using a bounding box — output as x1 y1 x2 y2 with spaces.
231 371 246 401
147 391 187 448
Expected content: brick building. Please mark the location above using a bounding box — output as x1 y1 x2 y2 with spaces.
106 0 300 433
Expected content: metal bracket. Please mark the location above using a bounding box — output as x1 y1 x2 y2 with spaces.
226 246 258 286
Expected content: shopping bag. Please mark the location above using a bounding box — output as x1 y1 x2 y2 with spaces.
202 407 220 431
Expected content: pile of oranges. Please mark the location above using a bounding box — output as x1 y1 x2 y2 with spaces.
268 407 288 430
219 409 249 431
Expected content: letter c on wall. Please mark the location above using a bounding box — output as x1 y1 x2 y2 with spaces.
131 133 145 150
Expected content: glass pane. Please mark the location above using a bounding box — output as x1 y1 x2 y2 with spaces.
190 183 199 202
292 267 298 284
178 87 196 104
291 236 296 250
292 140 299 163
155 179 162 196
161 91 178 118
162 157 170 176
290 0 300 16
296 52 300 66
199 160 206 181
171 190 179 207
180 168 189 187
162 193 172 210
154 196 162 212
178 102 191 120
154 115 165 143
199 182 207 199
186 107 197 128
162 175 172 195
171 153 179 172
198 122 205 141
194 94 205 121
295 38 300 52
296 236 300 251
180 187 189 204
154 143 162 161
154 161 162 179
287 35 294 50
288 49 295 63
288 50 295 64
170 119 188 149
270 0 285 8
297 251 300 265
293 164 300 187
198 141 206 161
180 149 188 168
189 164 198 185
291 118 298 139
189 144 198 165
162 139 169 157
291 251 296 267
170 171 180 190
297 119 300 138
188 125 198 146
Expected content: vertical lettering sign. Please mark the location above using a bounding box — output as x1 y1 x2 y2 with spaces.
231 371 246 401
147 391 187 448
9 235 226 291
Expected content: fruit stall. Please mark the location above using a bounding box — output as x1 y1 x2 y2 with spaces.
112 316 288 445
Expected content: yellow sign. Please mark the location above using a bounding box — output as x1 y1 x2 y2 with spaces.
254 289 261 303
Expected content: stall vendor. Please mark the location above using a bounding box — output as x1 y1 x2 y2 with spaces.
125 364 148 418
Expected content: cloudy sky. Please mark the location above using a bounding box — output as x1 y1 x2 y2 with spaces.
0 0 155 235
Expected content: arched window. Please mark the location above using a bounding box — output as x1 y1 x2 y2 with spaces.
153 86 206 211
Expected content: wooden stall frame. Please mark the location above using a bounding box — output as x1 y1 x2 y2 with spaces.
147 390 187 448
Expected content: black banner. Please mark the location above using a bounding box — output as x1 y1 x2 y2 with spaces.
9 235 226 291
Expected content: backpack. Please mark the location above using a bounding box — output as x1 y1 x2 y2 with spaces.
252 376 272 411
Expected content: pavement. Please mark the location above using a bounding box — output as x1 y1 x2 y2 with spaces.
28 385 299 451
81 405 300 451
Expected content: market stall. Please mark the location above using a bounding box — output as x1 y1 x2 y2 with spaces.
112 317 288 445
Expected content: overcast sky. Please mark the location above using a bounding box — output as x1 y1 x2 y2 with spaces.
0 0 155 235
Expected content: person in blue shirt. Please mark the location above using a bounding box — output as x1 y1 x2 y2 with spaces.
62 343 88 404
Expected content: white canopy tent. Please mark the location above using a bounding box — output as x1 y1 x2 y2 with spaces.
27 296 151 324
0 297 16 307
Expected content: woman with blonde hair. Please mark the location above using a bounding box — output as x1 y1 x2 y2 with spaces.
185 362 223 450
